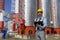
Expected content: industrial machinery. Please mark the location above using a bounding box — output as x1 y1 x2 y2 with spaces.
18 17 35 36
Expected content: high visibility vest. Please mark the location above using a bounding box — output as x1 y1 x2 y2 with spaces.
34 17 44 26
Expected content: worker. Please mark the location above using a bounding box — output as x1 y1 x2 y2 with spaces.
2 27 8 39
34 9 47 40
2 16 9 39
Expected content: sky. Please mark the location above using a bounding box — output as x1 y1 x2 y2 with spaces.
4 0 11 14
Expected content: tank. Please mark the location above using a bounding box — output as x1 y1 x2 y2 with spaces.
25 0 37 26
42 0 52 27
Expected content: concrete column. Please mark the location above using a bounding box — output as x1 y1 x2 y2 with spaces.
25 0 37 26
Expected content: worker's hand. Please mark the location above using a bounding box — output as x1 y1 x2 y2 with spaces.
36 24 41 27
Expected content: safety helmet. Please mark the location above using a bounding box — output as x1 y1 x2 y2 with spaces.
37 9 43 13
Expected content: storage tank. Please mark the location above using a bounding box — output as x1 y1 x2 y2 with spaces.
25 0 37 26
42 0 52 27
56 0 60 27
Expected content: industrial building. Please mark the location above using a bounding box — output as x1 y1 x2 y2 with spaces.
0 0 60 35
0 0 60 40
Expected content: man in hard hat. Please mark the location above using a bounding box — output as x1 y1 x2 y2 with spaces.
34 9 47 40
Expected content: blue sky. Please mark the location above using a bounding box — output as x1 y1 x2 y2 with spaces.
4 0 11 14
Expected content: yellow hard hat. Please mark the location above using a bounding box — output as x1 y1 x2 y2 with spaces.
37 9 43 13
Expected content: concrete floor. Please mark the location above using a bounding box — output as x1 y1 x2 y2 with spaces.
0 34 60 40
46 34 60 40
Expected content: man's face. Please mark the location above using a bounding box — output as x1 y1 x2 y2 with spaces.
38 12 42 16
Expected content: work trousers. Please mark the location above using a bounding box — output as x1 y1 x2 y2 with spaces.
36 30 46 40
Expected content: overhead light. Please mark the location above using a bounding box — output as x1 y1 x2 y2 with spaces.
50 21 53 24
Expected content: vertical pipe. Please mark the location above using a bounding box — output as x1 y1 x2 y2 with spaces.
12 0 19 31
19 0 25 18
15 0 19 26
38 0 42 8
51 0 57 27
